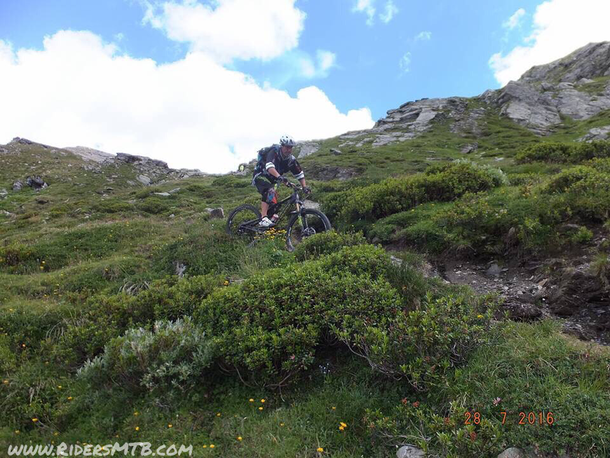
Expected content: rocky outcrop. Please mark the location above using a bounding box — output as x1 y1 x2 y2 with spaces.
64 146 113 163
296 141 321 158
578 126 610 142
331 42 610 150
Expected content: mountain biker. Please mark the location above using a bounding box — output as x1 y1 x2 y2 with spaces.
252 135 311 227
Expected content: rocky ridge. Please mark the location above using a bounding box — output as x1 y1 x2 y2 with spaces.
320 42 610 150
3 137 208 188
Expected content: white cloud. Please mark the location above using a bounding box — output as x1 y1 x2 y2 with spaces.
415 31 432 41
490 0 610 86
352 0 397 25
399 52 411 73
0 31 373 173
353 0 376 26
503 8 526 30
380 1 398 24
142 0 306 63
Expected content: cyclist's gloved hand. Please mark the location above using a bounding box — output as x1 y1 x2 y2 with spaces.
277 175 288 184
302 186 312 195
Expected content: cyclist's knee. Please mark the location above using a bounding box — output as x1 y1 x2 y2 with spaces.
265 188 277 204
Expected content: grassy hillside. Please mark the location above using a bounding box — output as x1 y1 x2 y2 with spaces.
1 109 610 457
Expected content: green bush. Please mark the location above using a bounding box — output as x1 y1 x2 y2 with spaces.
78 317 214 397
336 291 495 392
334 161 504 226
516 140 610 164
136 197 170 215
293 230 368 261
194 245 404 386
571 226 594 244
55 274 222 366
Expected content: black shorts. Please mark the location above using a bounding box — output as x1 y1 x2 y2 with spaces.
253 176 276 203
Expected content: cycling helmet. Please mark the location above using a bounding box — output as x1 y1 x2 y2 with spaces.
280 135 296 147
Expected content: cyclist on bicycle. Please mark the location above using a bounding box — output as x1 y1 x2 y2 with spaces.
252 135 311 227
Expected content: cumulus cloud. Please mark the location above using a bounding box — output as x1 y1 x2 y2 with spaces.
415 31 432 41
352 0 397 25
0 31 373 173
503 8 526 30
399 52 411 73
380 1 398 24
490 0 610 86
141 0 306 63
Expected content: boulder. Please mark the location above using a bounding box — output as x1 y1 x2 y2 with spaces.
26 176 48 189
497 448 525 458
206 208 225 219
137 175 151 186
12 180 23 191
297 142 320 158
461 143 478 154
0 188 7 198
396 445 425 458
330 148 342 155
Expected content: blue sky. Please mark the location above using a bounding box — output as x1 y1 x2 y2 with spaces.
1 0 608 172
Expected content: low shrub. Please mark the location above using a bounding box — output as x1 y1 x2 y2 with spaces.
334 161 504 226
293 230 368 261
516 140 610 164
78 317 214 397
55 274 222 366
336 291 495 392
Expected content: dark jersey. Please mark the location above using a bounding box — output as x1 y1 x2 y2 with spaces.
253 144 304 183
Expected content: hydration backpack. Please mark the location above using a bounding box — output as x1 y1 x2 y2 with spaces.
254 145 278 175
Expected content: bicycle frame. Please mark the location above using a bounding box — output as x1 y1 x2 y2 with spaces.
240 183 304 234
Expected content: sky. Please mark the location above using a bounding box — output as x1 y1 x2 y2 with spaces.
1 0 610 173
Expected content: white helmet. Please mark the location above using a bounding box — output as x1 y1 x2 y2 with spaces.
280 135 296 147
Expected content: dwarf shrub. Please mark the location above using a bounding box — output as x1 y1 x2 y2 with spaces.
78 317 214 396
293 230 367 261
516 140 610 164
335 161 504 226
55 274 222 366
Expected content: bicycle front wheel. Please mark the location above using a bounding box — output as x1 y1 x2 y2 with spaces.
227 204 261 238
286 209 332 252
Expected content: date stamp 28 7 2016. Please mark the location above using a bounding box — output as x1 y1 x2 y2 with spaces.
465 411 555 426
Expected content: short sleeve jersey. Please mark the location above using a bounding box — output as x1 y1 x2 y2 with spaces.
259 145 304 182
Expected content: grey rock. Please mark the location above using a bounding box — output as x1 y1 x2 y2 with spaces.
1 210 14 217
578 125 610 142
497 447 525 458
296 142 320 158
64 146 113 162
396 445 425 458
486 263 503 277
26 176 48 189
12 180 23 191
137 175 151 186
547 268 604 316
509 303 543 321
154 192 171 197
461 143 478 154
206 207 225 219
168 188 181 194
174 261 187 278
330 148 342 155
0 188 7 198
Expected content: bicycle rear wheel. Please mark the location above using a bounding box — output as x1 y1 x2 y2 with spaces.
286 209 332 252
227 204 261 238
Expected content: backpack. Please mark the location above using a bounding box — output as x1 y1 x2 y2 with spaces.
254 145 278 175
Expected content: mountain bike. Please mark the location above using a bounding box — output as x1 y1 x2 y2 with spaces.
226 181 331 251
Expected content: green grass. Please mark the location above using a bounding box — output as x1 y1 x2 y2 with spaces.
2 111 610 457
